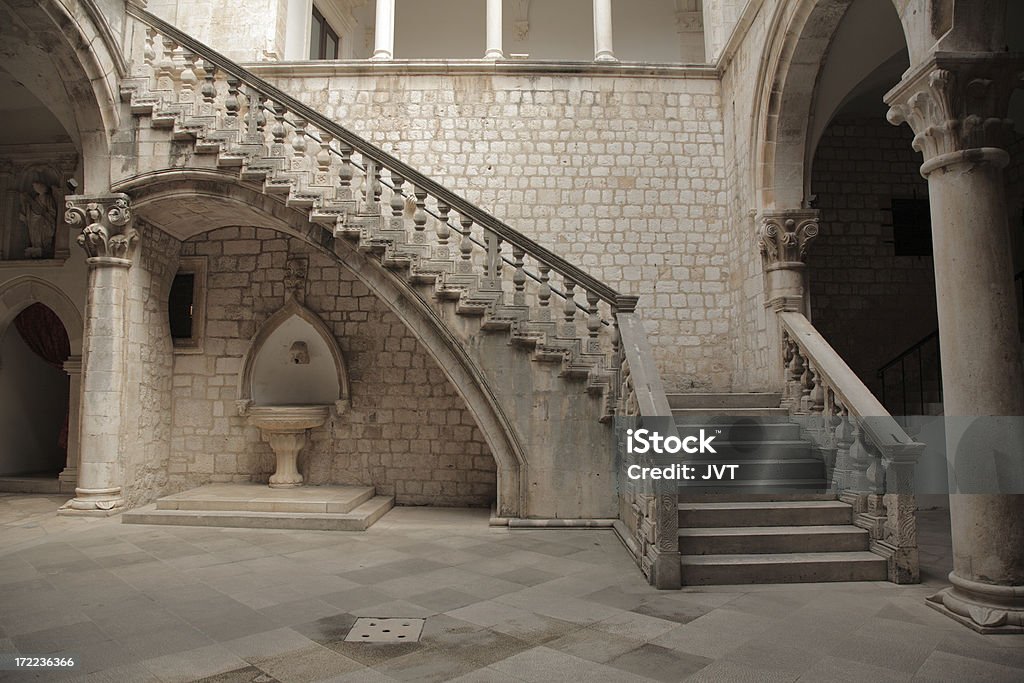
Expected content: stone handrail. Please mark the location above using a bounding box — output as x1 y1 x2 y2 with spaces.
125 3 631 314
613 313 681 589
779 310 923 583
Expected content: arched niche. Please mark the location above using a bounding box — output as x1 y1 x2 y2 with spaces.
236 298 350 416
0 275 83 356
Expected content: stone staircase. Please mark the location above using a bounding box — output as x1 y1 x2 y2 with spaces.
115 16 631 421
670 393 887 584
123 483 394 531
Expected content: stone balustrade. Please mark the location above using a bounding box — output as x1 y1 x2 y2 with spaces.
126 9 641 420
779 311 923 583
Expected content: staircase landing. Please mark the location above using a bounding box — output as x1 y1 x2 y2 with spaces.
122 483 394 531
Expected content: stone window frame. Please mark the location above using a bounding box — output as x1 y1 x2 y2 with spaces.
171 255 207 355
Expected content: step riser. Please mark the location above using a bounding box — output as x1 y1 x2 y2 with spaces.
674 408 790 420
667 393 783 409
680 559 886 585
680 532 869 555
676 424 803 441
677 461 824 481
679 507 852 527
123 511 372 531
679 492 837 503
155 487 374 514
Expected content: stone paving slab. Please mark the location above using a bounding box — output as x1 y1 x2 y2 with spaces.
0 501 1021 682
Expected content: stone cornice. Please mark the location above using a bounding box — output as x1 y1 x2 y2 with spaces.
885 52 1024 174
64 194 139 263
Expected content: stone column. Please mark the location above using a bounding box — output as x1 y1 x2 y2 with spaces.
371 0 395 61
58 195 137 516
757 209 820 391
57 355 83 493
593 0 617 62
484 0 504 60
886 53 1024 633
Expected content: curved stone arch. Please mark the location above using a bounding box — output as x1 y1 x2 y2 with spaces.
236 297 353 414
0 0 124 190
0 275 84 357
113 169 528 517
751 0 913 211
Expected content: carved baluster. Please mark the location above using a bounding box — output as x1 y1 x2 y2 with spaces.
810 366 825 414
290 118 307 170
372 164 383 206
586 291 601 353
412 188 428 243
178 49 198 103
512 247 526 306
362 158 376 207
458 215 474 273
832 402 852 492
157 36 178 91
254 93 268 135
562 279 578 337
482 232 501 290
313 132 332 186
224 76 242 128
200 61 217 116
270 102 288 155
144 27 157 69
336 142 353 200
436 200 452 257
389 172 405 229
537 264 552 320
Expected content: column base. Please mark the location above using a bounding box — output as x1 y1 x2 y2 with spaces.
370 52 393 61
926 573 1024 634
594 53 619 62
483 50 505 60
58 487 126 516
57 467 78 493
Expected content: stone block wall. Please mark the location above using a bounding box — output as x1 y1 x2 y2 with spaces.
121 220 180 507
256 68 732 391
169 226 496 507
807 117 938 396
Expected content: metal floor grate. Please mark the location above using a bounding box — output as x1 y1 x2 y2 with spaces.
344 617 425 643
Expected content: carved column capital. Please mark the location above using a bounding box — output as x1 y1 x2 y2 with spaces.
64 194 139 265
757 209 820 268
885 52 1024 176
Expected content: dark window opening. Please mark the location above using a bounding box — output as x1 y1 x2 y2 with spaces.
891 198 933 256
169 273 195 339
310 7 339 60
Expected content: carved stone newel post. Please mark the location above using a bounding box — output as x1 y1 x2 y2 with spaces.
59 194 137 515
886 53 1024 633
758 209 819 389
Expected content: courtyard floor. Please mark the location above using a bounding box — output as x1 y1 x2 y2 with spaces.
0 494 1022 682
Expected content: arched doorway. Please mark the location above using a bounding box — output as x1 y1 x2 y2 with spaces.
0 303 72 492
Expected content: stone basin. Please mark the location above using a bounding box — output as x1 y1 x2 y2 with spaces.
247 405 329 488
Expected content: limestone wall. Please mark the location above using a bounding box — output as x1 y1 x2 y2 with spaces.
169 227 497 507
147 0 289 62
807 116 937 396
121 220 179 507
255 67 732 391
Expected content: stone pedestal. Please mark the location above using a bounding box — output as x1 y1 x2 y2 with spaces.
593 0 617 62
887 53 1024 633
59 195 137 516
57 355 82 492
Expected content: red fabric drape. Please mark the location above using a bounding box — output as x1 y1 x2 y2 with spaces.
13 303 71 451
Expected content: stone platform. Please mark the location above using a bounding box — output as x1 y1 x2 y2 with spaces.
122 483 394 531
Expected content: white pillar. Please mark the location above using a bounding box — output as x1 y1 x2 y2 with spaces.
59 194 137 516
593 0 617 62
58 355 82 493
485 0 504 59
372 0 395 61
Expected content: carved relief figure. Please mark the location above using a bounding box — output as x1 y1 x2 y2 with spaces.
19 181 58 258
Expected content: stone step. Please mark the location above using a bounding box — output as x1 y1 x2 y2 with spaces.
679 481 832 496
673 407 790 420
667 393 783 409
679 458 824 481
123 495 394 531
155 484 376 514
677 422 803 441
681 440 813 459
678 490 837 503
679 551 887 584
679 525 869 554
678 500 852 527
